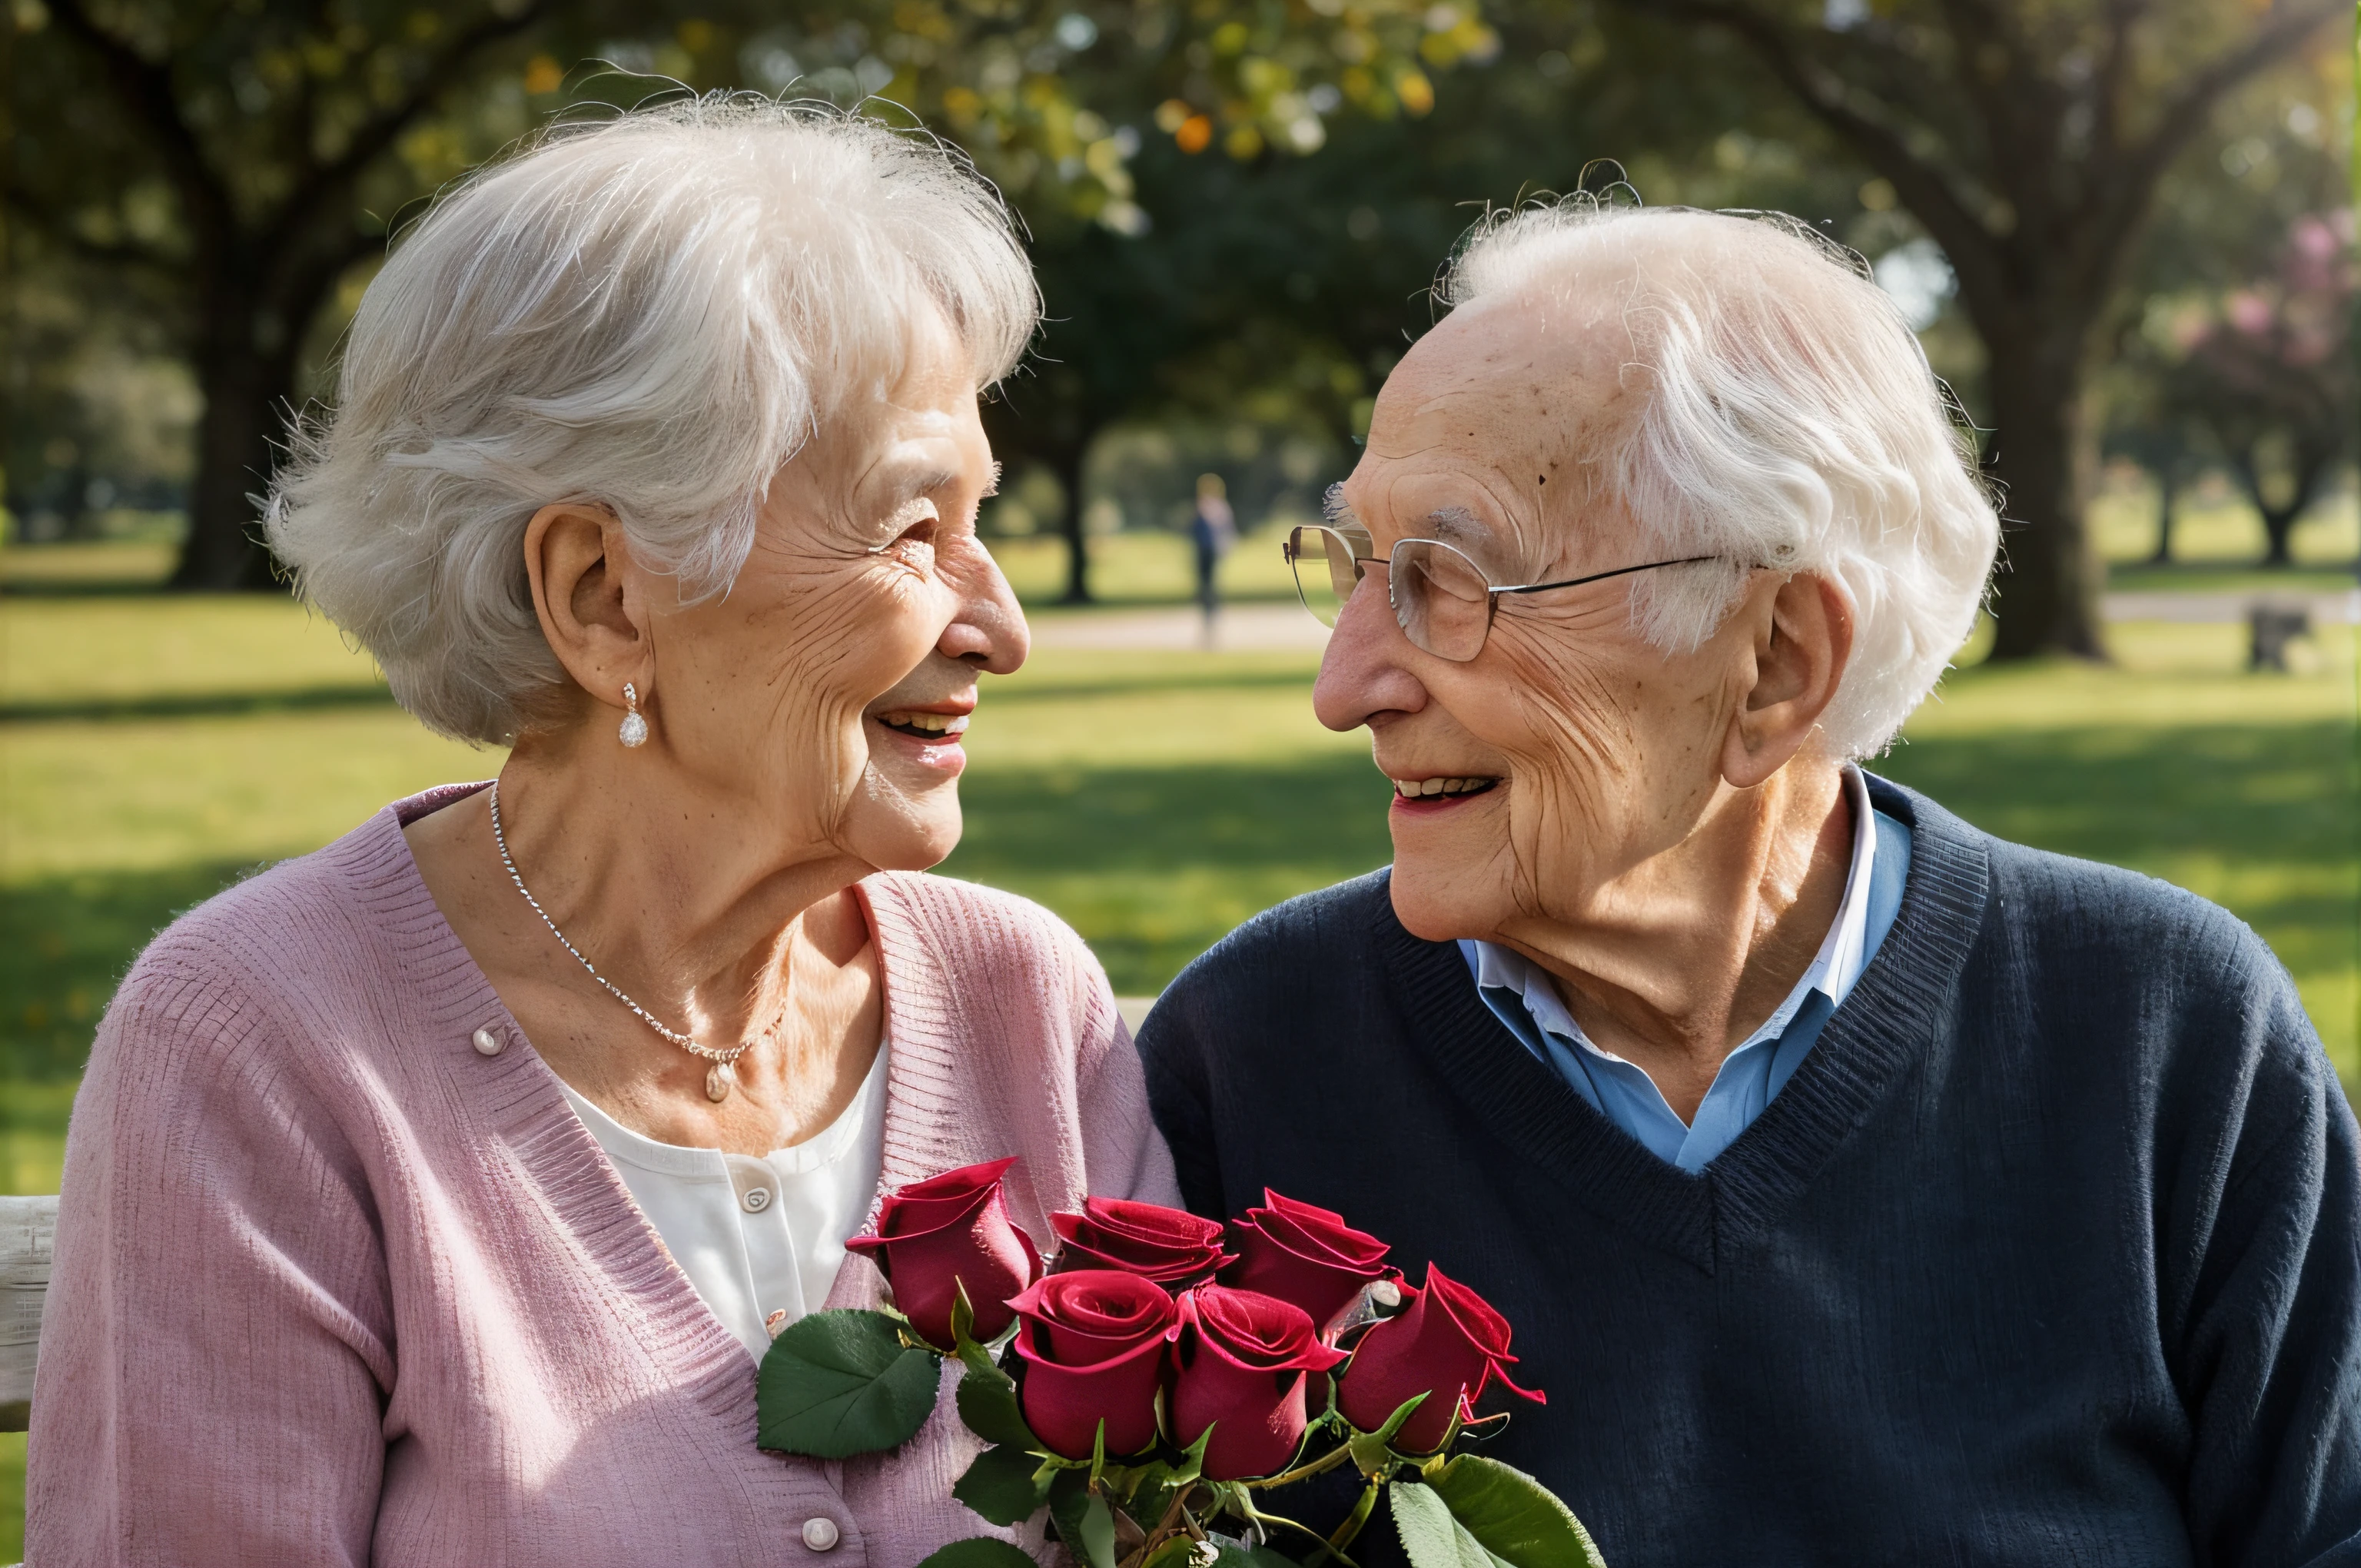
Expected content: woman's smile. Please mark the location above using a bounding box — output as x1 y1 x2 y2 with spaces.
869 702 974 775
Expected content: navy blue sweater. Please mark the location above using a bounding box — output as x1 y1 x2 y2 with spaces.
1136 778 2361 1566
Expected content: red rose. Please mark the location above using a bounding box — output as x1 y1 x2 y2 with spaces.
1224 1190 1396 1334
1167 1285 1347 1481
1051 1197 1232 1286
1336 1264 1543 1453
845 1158 1041 1349
1007 1271 1178 1459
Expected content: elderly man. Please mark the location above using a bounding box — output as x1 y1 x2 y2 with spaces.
1135 204 2361 1566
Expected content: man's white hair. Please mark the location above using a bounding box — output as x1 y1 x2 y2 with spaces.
266 96 1039 746
1443 202 1999 759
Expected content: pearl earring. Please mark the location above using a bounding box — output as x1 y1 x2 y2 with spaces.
618 683 649 748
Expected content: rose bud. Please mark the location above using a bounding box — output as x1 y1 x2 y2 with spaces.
1051 1196 1233 1287
1167 1285 1347 1481
1336 1263 1544 1453
844 1157 1041 1349
1224 1190 1396 1334
1007 1271 1179 1459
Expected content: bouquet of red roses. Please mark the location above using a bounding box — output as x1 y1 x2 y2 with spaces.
755 1158 1606 1568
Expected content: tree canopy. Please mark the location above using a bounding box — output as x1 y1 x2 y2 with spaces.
5 0 2349 635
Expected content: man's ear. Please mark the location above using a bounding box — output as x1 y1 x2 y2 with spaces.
523 502 650 706
1720 571 1854 790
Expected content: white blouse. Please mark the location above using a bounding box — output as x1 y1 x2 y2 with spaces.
559 1042 890 1360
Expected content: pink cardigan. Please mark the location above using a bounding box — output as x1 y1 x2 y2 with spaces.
29 784 1182 1567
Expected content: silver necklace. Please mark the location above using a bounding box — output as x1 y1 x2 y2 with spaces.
488 779 759 1103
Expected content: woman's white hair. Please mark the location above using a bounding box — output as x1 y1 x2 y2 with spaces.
1443 202 1999 759
266 96 1039 745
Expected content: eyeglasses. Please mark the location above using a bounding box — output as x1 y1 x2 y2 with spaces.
1283 523 1723 662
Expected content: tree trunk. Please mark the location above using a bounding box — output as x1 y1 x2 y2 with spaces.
171 297 299 590
2147 467 2177 566
2259 508 2298 566
1980 308 2107 661
2232 446 2337 568
1054 443 1092 606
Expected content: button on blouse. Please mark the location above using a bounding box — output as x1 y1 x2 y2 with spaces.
559 1042 890 1359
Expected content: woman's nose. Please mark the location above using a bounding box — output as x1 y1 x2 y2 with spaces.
938 545 1029 673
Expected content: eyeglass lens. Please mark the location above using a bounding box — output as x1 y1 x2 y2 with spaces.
1388 539 1493 661
1286 526 1499 661
1284 526 1360 628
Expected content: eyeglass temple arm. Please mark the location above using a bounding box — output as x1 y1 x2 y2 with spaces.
1489 556 1724 596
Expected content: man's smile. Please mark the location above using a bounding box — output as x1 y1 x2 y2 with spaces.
1388 773 1502 806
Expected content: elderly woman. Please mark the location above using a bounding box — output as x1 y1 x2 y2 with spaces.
1138 203 2361 1564
29 102 1177 1566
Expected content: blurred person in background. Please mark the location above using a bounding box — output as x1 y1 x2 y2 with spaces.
1190 470 1237 644
29 100 1177 1568
1139 204 2361 1565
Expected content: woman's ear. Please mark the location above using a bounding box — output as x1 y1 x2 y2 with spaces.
1720 571 1855 790
523 502 649 705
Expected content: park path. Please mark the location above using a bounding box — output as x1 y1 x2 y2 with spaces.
1031 590 2361 653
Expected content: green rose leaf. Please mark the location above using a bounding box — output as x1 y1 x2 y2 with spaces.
956 1359 1036 1450
756 1308 943 1459
1205 1543 1302 1568
913 1539 1041 1568
1139 1539 1200 1568
954 1442 1053 1526
1047 1467 1094 1556
1426 1456 1610 1568
1076 1492 1119 1568
1392 1480 1498 1568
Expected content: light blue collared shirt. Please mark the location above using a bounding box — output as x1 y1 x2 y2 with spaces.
1459 767 1911 1173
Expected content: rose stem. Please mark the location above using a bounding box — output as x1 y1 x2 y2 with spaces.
1241 1438 1360 1492
1117 1483 1199 1568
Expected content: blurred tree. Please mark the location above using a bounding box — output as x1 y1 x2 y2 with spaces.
2100 400 2202 565
5 0 1472 595
2167 212 2355 566
2 238 200 540
903 0 1496 601
1605 0 2346 657
994 2 1861 600
2106 55 2351 568
6 0 566 588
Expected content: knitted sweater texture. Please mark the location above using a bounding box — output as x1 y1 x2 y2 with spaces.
29 784 1179 1567
1137 777 2361 1567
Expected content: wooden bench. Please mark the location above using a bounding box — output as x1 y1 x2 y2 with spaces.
2 1195 56 1433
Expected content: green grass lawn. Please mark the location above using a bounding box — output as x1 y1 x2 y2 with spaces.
2 566 2357 1561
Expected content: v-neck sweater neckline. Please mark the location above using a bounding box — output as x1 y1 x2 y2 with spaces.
375 784 977 1368
1380 779 1991 1273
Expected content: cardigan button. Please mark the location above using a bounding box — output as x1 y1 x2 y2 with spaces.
470 1028 504 1057
742 1186 772 1214
801 1517 841 1552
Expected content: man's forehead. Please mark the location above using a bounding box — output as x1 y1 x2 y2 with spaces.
1370 295 1635 465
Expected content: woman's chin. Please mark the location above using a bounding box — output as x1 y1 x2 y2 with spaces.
843 793 965 873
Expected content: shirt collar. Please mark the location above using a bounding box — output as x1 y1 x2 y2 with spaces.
1465 764 1881 1064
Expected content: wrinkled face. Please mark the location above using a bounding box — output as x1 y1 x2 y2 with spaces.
638 305 1024 874
1316 294 1769 942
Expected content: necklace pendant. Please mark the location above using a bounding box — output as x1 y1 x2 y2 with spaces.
705 1060 736 1103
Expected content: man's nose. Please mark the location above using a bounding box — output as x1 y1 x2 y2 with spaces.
1313 573 1425 732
